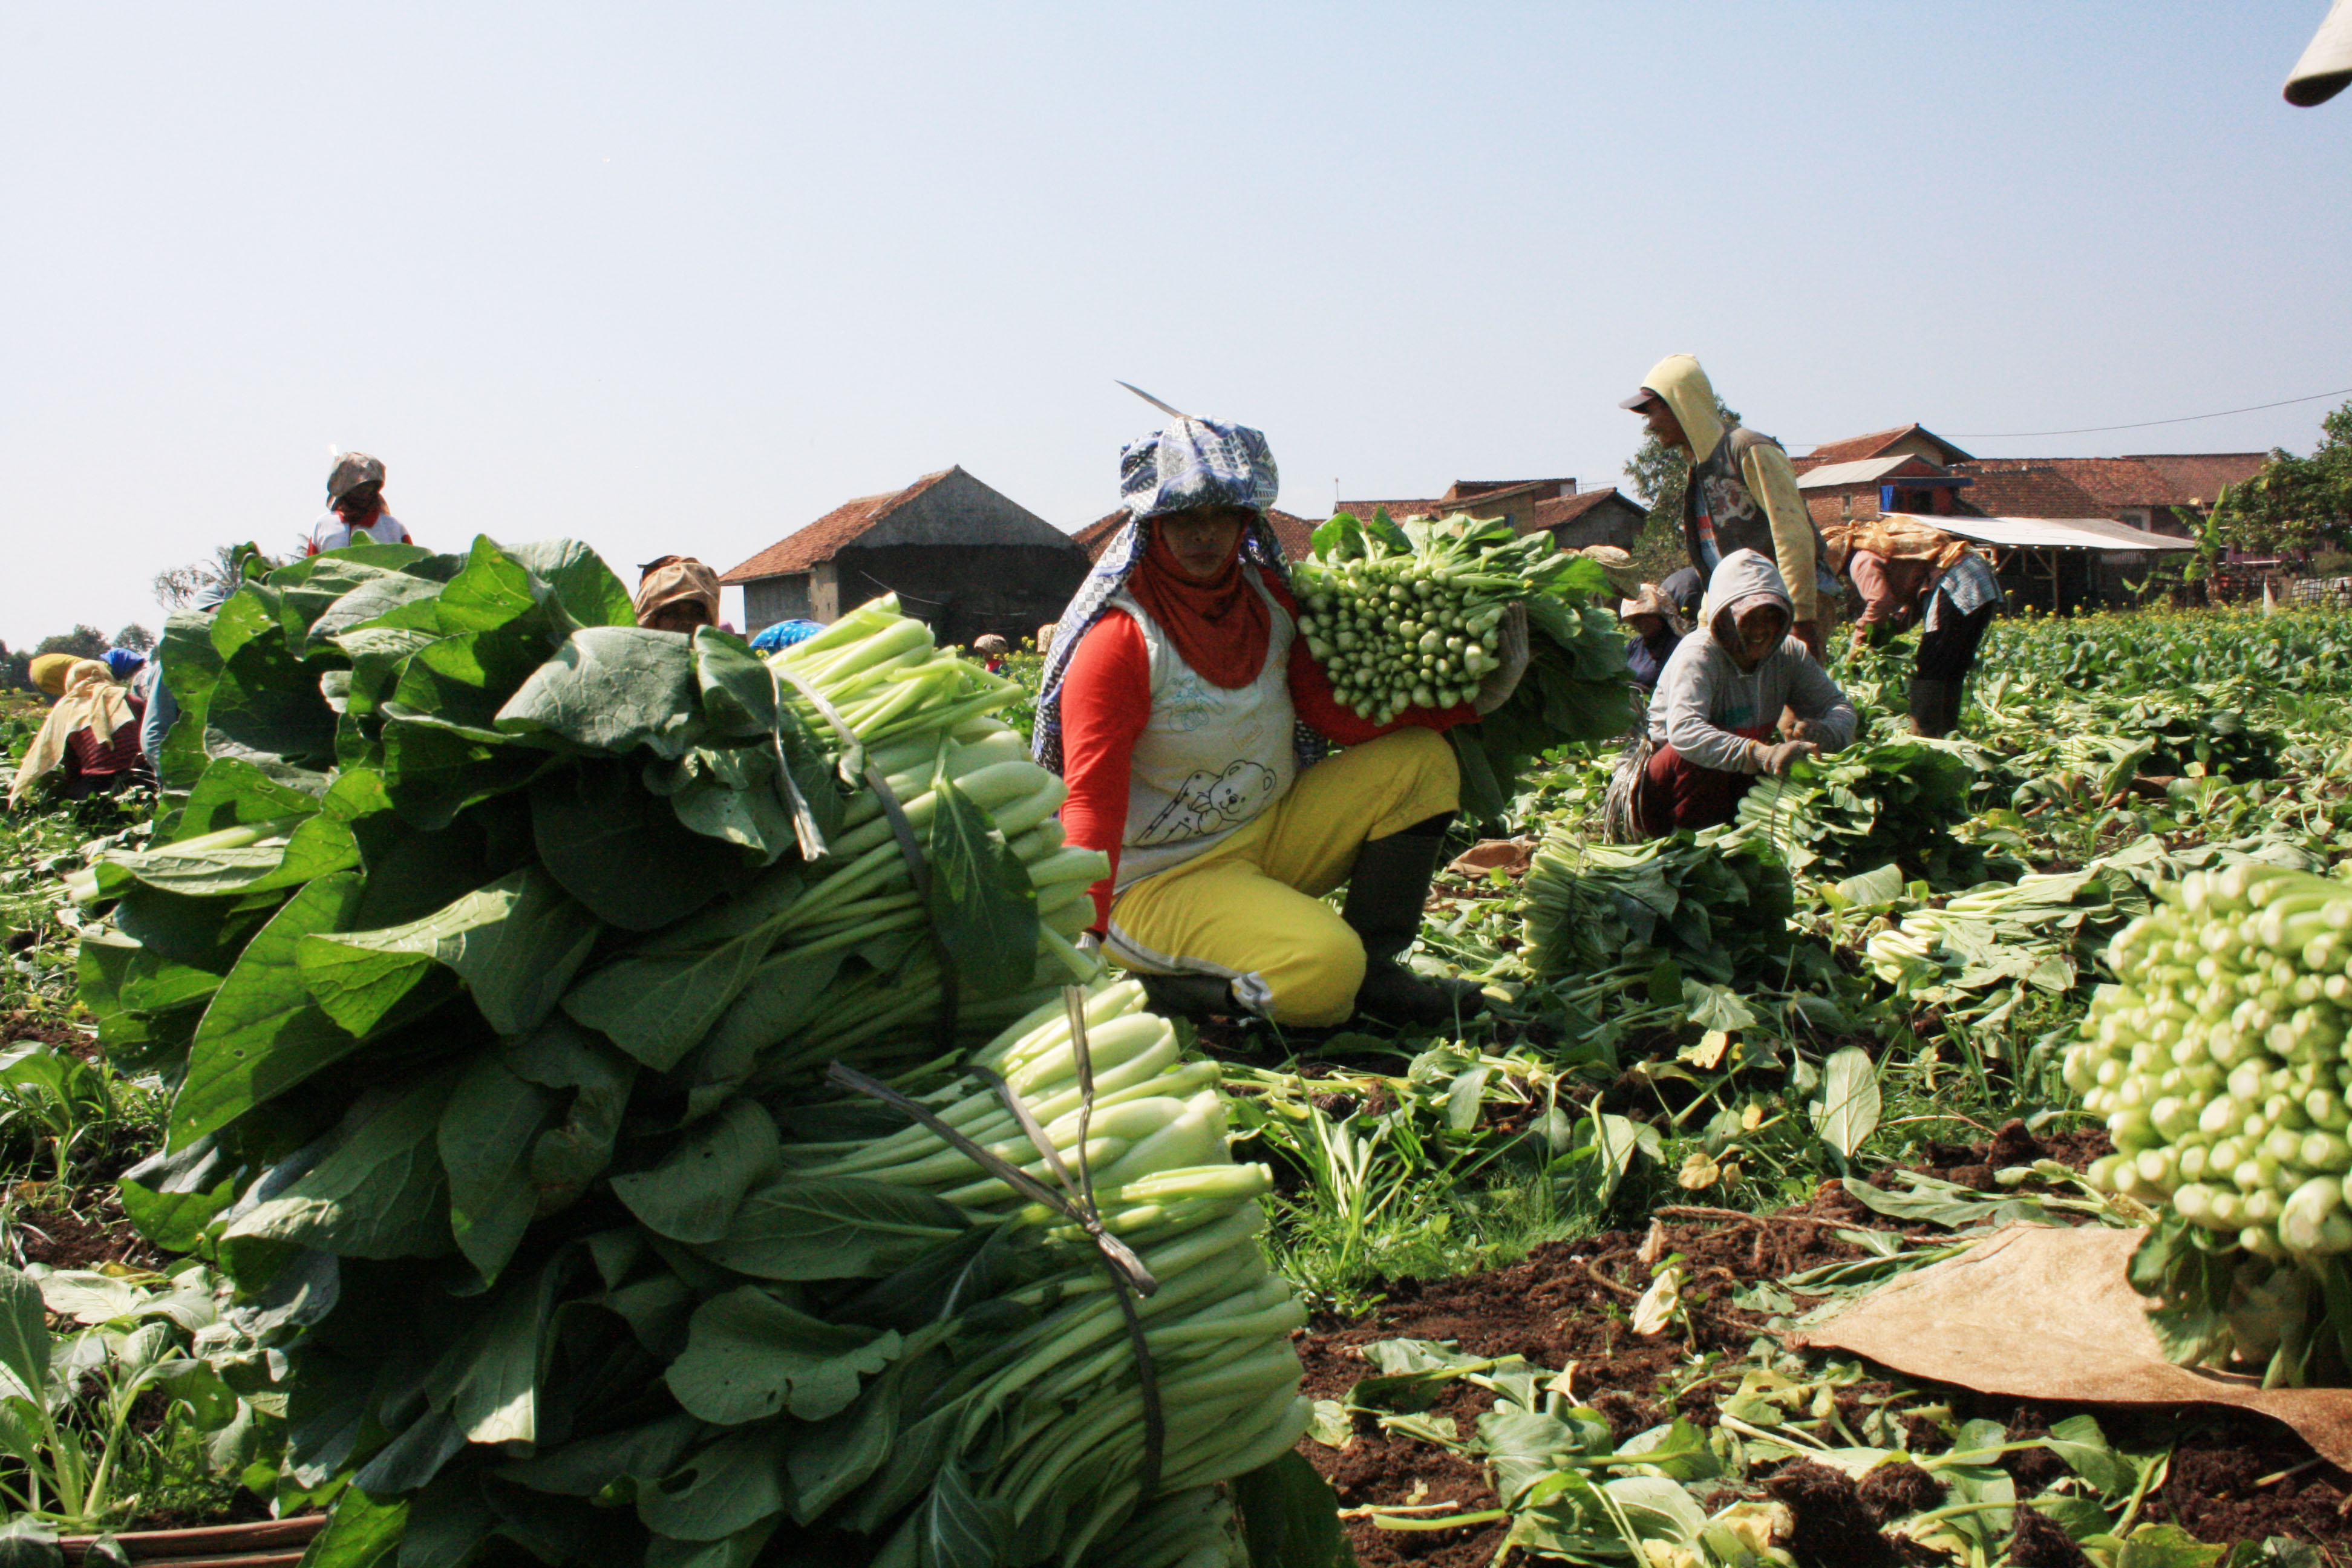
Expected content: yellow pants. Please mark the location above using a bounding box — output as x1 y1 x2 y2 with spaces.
1103 727 1459 1027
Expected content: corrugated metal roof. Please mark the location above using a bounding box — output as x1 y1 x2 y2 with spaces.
1797 456 1933 489
1879 511 2197 552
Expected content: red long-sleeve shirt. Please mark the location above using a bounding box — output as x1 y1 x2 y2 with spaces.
1057 577 1474 931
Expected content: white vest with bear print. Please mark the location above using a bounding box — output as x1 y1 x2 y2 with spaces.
1109 569 1298 892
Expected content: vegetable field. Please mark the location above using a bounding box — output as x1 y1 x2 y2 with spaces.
10 589 2352 1566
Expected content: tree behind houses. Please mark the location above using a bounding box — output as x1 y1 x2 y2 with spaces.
2218 400 2352 557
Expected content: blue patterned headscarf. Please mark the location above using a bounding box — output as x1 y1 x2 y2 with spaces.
750 619 827 653
1032 417 1325 776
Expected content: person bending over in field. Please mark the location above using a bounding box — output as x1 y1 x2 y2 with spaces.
1635 549 1856 837
8 655 149 808
1034 411 1528 1031
1840 530 2005 739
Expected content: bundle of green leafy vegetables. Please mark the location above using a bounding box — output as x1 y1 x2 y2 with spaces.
1520 826 1794 988
1725 736 1984 887
1302 509 1636 826
69 539 1307 1568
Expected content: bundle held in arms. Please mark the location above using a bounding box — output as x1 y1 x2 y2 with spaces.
2076 861 2352 1388
1294 508 1634 824
70 537 1302 1566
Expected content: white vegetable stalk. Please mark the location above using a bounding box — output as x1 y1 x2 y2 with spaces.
829 978 1302 1561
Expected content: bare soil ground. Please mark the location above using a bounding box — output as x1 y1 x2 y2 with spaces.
1290 1122 2352 1565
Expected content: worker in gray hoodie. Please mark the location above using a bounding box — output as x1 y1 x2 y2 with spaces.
1638 549 1857 835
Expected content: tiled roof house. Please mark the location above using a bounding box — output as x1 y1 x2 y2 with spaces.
720 466 1090 645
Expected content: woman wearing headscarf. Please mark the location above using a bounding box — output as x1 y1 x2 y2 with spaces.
751 618 828 653
1636 550 1858 836
1034 414 1530 1030
8 657 148 808
305 453 413 555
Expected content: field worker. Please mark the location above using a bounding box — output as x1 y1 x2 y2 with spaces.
972 633 1010 675
1659 566 1704 626
1619 585 1682 693
1635 550 1856 837
9 658 148 808
1035 414 1529 1030
1622 356 1838 658
305 454 413 555
139 585 228 769
634 556 727 635
103 648 146 682
1843 531 2005 738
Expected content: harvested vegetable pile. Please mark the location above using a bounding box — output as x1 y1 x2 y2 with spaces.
1293 509 1634 824
71 538 1304 1566
1521 827 1794 988
2076 860 2352 1388
1726 736 1984 886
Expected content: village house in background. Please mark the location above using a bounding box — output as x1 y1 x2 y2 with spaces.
1331 478 1647 552
721 467 1091 647
1791 423 2267 612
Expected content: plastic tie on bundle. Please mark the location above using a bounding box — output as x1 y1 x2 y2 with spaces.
825 982 1168 1501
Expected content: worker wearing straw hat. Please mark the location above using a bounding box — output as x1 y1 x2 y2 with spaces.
1619 584 1684 693
633 556 728 635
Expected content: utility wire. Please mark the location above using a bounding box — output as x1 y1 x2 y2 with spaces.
1941 385 2352 440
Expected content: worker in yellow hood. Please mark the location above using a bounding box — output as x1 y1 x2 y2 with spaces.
1622 354 1837 657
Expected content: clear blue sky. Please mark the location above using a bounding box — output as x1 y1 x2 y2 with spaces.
4 2 2345 644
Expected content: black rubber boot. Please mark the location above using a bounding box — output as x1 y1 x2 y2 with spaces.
1936 678 1968 737
1341 814 1488 1030
1907 678 1961 739
1138 972 1238 1022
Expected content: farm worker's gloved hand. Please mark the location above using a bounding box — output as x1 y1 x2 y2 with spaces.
1783 716 1835 746
1471 603 1530 716
1751 739 1819 777
1791 619 1824 659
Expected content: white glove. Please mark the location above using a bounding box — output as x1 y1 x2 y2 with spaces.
1783 717 1834 746
1753 739 1819 777
1471 603 1530 716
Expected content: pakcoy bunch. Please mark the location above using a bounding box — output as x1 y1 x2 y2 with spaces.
1293 509 1635 824
64 538 1298 1565
2073 862 2352 1386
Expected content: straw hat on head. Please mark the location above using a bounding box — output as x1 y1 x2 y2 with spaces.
1618 584 1674 626
633 555 722 626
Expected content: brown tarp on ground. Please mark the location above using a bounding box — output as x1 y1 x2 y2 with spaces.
1788 1224 2352 1469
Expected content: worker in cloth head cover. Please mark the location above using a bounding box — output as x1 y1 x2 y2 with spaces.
1034 414 1530 1030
